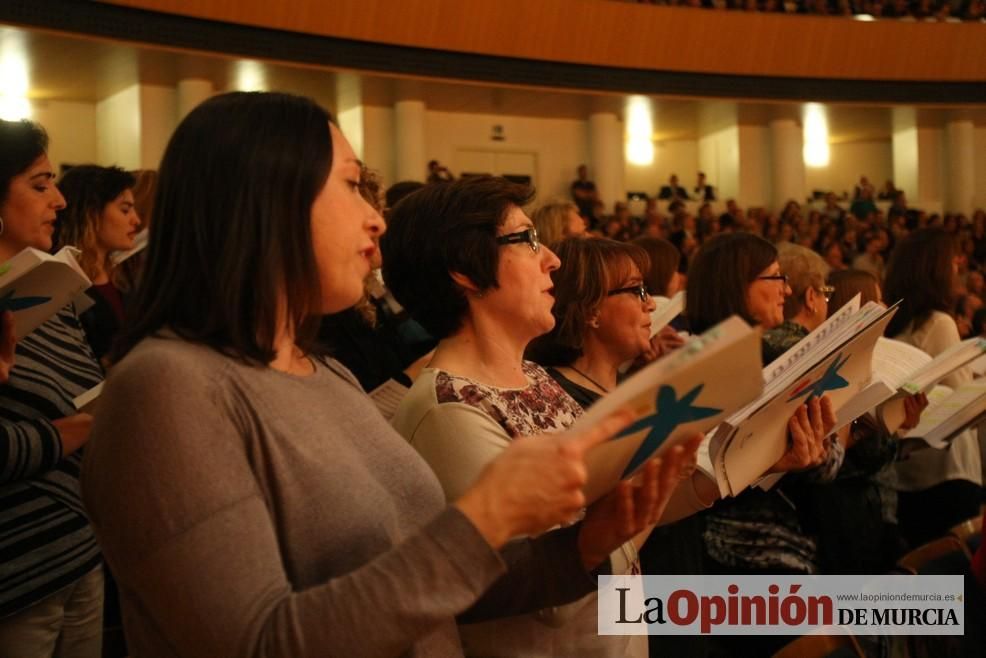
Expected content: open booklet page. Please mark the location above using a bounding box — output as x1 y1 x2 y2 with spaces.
73 382 104 414
711 301 898 497
648 291 685 338
833 337 932 434
576 316 764 504
0 247 92 339
902 379 986 449
878 335 986 434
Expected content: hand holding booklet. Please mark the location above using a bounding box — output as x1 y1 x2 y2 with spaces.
708 297 899 497
0 247 92 339
876 336 986 434
572 316 764 503
898 378 986 449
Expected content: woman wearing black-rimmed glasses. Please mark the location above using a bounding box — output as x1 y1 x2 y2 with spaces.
687 232 840 657
383 176 696 658
527 237 656 408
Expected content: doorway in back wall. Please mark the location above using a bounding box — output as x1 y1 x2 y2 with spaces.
455 148 537 189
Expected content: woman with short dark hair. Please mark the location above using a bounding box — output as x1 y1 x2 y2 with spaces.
0 120 104 658
384 177 694 658
82 92 669 658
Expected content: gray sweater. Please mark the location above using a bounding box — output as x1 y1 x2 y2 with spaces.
81 336 598 657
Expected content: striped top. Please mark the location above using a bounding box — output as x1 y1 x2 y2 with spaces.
0 305 103 617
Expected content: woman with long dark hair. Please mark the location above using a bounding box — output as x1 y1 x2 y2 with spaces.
55 165 141 362
0 120 103 658
884 227 981 547
81 92 670 657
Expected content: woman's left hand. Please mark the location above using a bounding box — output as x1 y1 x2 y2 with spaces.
635 326 686 368
575 434 701 570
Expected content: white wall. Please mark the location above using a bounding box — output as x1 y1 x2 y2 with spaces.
624 139 698 198
698 126 740 204
424 110 588 203
804 141 893 197
31 100 98 172
96 85 141 169
138 85 176 170
362 105 395 188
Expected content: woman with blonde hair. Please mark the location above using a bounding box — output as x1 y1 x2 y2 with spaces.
532 199 586 248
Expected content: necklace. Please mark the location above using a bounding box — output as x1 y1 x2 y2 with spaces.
568 365 611 394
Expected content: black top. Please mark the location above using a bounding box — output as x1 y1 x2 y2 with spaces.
544 367 601 410
80 283 126 365
318 299 436 393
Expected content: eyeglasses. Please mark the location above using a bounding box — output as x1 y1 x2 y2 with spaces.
495 227 540 254
607 283 650 303
817 285 835 302
757 274 789 286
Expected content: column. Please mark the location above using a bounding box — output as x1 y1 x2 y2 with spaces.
944 119 974 216
394 81 426 183
176 79 213 121
769 118 805 212
588 111 623 210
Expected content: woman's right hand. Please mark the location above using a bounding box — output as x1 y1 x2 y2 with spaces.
53 413 94 456
767 395 836 474
455 410 634 550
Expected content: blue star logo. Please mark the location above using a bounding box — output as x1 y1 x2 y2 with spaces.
787 352 850 402
616 384 721 477
0 289 50 313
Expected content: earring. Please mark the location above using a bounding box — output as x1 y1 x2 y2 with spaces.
0 215 4 237
588 317 600 329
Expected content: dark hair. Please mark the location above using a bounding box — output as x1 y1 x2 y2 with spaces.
631 236 679 297
56 165 137 278
527 237 650 366
358 164 383 213
826 269 881 315
973 307 986 336
685 232 777 333
0 120 49 203
114 91 333 365
384 180 425 212
884 228 956 337
381 175 534 339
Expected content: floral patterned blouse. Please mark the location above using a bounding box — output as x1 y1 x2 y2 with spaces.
433 360 584 438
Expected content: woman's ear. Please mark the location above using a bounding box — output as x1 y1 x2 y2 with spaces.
450 271 484 297
803 286 818 315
